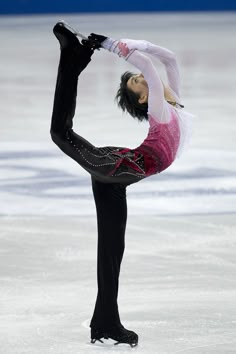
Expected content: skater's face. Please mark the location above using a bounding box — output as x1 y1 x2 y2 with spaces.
127 73 148 104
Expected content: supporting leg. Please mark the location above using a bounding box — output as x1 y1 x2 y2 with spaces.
90 177 127 330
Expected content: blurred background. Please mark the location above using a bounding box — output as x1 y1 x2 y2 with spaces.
0 1 236 354
0 0 235 14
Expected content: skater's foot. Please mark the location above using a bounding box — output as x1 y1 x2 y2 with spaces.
91 324 138 347
53 21 81 50
53 21 94 72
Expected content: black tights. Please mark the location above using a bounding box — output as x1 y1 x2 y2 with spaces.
50 44 143 330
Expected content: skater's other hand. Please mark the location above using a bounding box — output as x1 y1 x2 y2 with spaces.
88 33 108 48
81 39 100 50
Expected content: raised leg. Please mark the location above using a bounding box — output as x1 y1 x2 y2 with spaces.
50 24 145 184
50 22 94 138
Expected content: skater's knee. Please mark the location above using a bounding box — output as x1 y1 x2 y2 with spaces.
50 128 67 147
50 128 59 142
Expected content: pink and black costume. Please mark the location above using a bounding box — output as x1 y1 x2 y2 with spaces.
101 37 192 175
50 23 192 341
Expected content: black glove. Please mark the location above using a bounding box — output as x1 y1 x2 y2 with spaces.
81 39 100 50
88 33 108 48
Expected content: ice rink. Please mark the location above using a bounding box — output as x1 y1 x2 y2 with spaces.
0 12 236 353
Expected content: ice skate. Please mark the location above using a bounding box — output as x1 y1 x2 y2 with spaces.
52 20 95 73
55 20 89 41
91 325 138 347
53 21 82 49
54 20 101 50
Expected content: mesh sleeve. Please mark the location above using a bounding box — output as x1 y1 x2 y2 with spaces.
102 38 171 123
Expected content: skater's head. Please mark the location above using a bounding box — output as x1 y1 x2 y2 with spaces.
115 71 148 122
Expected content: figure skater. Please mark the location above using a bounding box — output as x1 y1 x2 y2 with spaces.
50 22 192 347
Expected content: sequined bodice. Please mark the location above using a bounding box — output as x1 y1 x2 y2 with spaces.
140 110 180 172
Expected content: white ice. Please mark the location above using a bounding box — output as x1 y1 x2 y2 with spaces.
0 13 236 353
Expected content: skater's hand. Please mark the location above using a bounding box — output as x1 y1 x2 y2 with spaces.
88 33 108 48
81 39 101 51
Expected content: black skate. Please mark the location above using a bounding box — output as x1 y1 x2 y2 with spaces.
55 20 88 40
54 20 101 50
91 325 138 348
53 21 95 72
53 21 81 50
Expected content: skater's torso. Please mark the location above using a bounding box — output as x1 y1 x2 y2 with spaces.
138 105 181 173
101 37 194 177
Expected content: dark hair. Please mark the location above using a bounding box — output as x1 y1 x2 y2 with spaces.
115 71 148 122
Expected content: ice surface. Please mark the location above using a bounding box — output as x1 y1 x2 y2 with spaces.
0 13 236 353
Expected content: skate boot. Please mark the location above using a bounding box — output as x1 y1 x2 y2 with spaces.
91 324 138 347
53 21 94 73
53 21 81 50
54 20 102 50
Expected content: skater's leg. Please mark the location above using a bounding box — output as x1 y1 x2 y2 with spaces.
90 177 127 330
90 177 138 347
50 23 156 188
50 22 94 139
50 24 114 180
50 24 130 182
50 24 147 185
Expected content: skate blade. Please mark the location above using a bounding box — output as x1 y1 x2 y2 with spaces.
90 337 138 348
114 341 138 348
57 19 88 40
89 338 117 348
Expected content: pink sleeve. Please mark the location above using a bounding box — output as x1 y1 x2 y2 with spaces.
102 38 171 123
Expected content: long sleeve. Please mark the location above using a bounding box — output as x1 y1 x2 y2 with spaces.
116 39 181 100
142 41 180 99
102 38 193 164
102 37 171 122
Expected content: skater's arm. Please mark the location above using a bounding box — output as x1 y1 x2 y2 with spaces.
117 39 181 100
102 38 169 122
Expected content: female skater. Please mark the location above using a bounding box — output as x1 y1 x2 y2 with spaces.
50 22 192 347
